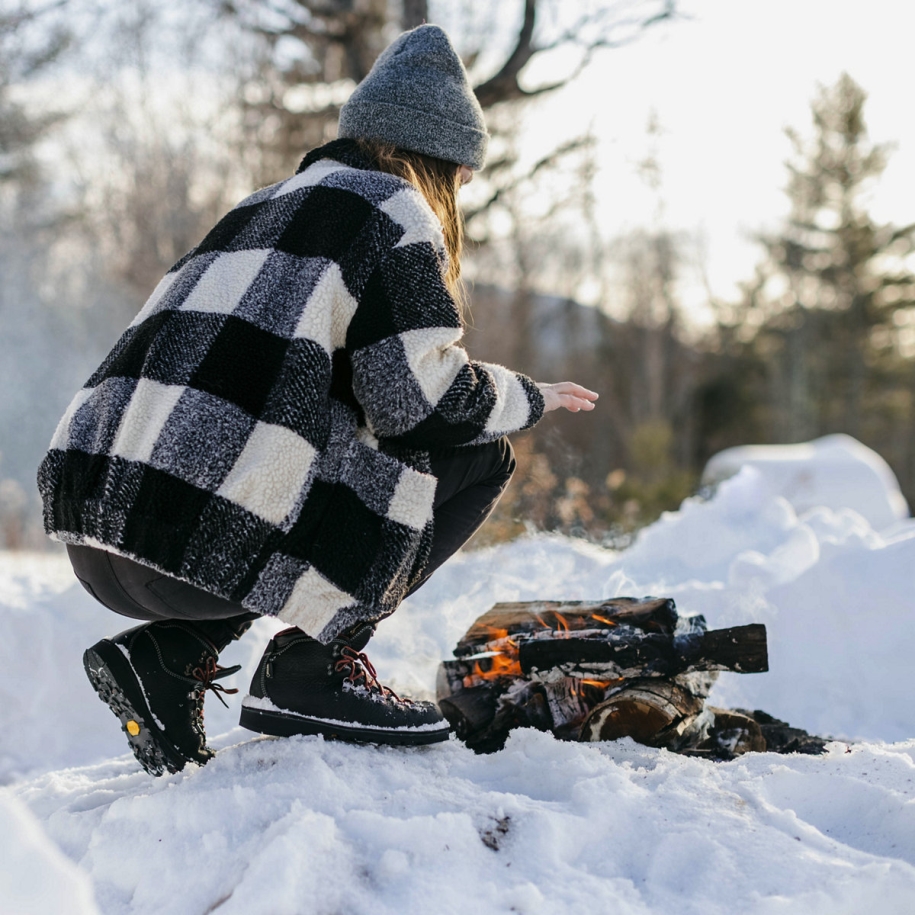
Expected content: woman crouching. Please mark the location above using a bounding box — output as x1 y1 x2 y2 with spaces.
38 24 597 775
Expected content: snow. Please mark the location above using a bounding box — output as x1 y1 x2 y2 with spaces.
3 454 915 913
0 792 100 915
12 732 915 915
703 433 910 530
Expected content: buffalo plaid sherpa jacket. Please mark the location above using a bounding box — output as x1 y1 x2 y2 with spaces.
38 140 544 642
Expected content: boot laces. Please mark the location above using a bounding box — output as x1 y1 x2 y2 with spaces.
191 656 241 712
334 646 411 704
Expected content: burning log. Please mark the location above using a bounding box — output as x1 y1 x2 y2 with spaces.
438 686 497 741
453 598 679 656
518 623 768 679
439 600 766 698
436 597 801 757
579 680 705 747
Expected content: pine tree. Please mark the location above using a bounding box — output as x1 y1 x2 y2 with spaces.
742 73 915 444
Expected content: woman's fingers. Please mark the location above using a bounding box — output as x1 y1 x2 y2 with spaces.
555 382 599 410
561 393 597 412
536 382 599 413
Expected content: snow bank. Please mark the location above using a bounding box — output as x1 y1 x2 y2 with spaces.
616 468 915 740
3 452 915 913
703 433 909 530
12 731 915 915
0 790 100 915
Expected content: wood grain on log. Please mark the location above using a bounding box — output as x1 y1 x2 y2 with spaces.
579 680 704 746
542 677 591 727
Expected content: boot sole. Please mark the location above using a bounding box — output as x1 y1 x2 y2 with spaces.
239 704 451 747
83 641 192 777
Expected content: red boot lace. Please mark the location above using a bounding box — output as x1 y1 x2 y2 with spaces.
334 646 411 704
191 656 241 713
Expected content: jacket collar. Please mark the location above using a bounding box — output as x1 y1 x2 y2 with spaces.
296 139 376 175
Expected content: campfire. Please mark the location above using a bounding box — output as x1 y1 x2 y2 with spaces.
437 598 825 758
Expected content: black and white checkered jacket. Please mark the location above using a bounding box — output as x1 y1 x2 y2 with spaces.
38 140 544 642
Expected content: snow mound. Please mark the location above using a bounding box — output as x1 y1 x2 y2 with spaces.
703 434 909 530
0 791 100 915
12 731 915 915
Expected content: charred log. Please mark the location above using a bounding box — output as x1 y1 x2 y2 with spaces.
438 686 497 741
691 625 768 673
460 685 553 755
688 708 767 759
682 709 827 759
454 597 679 656
437 597 817 759
520 631 672 677
579 680 705 747
519 624 768 679
739 709 828 756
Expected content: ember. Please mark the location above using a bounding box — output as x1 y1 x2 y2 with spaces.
438 597 825 758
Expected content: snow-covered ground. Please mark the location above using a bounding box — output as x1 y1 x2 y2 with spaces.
2 464 915 913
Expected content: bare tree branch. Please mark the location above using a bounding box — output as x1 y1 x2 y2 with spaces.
463 136 592 224
472 0 538 109
473 0 677 108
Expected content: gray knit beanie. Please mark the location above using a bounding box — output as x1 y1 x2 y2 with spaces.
338 24 489 170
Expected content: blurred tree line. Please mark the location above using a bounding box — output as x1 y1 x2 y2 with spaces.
1 1 913 550
479 72 915 544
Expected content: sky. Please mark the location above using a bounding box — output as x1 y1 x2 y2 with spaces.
517 0 915 320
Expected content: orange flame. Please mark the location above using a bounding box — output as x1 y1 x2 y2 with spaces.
554 612 570 636
580 677 624 689
463 625 522 685
471 652 522 681
590 614 618 627
482 626 517 654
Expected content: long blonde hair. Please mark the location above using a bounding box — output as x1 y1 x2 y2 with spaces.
355 138 466 318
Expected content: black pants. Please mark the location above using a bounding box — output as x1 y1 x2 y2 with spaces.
68 437 515 633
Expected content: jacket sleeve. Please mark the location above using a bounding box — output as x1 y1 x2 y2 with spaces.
347 237 544 450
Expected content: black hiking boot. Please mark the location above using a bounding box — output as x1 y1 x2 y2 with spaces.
83 616 255 776
239 627 451 746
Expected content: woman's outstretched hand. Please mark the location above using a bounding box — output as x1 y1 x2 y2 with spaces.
536 382 599 414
